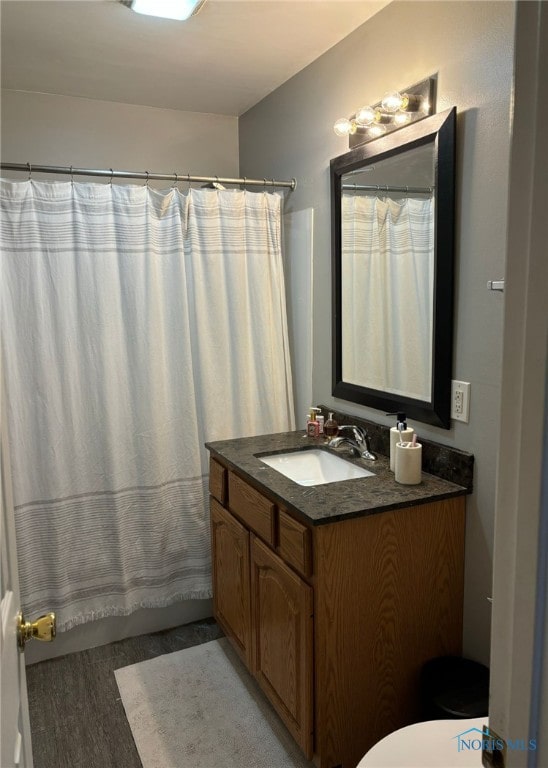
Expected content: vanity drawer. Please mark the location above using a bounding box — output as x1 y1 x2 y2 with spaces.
209 458 227 505
278 509 312 578
228 473 275 546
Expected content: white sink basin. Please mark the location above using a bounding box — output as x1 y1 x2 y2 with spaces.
259 449 375 486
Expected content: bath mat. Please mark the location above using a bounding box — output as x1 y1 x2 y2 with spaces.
114 637 315 768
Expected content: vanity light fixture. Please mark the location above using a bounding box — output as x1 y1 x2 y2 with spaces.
334 76 436 149
123 0 207 21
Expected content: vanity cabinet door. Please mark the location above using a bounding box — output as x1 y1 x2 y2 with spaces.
250 535 314 759
211 499 251 668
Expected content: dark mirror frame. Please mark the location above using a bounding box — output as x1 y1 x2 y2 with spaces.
331 106 456 429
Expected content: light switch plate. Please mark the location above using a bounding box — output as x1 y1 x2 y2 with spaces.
451 380 471 422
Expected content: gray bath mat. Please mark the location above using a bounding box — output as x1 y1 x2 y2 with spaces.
114 637 314 768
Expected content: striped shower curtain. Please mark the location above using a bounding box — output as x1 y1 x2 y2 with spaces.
0 180 294 631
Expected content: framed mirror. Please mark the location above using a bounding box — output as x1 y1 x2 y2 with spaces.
331 107 456 428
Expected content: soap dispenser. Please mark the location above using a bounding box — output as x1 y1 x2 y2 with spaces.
388 412 414 472
324 412 339 438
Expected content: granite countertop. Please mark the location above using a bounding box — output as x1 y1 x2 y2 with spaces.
206 430 468 526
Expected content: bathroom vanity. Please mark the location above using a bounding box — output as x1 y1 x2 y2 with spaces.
206 431 468 768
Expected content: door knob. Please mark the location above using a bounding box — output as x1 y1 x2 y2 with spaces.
16 611 56 651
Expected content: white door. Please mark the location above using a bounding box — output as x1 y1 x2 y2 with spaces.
489 1 548 763
1 390 34 768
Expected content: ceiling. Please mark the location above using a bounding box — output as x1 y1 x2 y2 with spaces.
0 0 391 116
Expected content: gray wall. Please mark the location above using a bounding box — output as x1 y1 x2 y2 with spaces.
1 90 239 184
239 0 516 665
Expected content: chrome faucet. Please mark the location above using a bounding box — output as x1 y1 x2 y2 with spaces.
328 425 377 461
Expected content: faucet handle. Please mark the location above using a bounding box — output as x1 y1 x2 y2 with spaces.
338 424 377 461
340 424 367 443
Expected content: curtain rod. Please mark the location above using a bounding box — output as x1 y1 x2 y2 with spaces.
0 162 297 190
342 183 433 193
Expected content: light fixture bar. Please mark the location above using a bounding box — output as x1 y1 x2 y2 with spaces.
128 0 207 21
333 76 436 149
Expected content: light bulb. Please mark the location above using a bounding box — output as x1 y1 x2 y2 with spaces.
333 118 357 137
368 124 387 138
374 110 393 125
381 91 405 113
355 106 376 126
401 93 424 112
394 111 411 126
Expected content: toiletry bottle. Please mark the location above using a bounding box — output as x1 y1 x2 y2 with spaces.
388 412 414 471
307 408 320 438
324 412 339 438
317 414 325 435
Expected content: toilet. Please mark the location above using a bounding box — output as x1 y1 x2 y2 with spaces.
357 717 488 767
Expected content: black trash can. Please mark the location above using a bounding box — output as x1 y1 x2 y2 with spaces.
420 656 489 720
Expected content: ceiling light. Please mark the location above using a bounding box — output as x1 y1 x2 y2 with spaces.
128 0 207 21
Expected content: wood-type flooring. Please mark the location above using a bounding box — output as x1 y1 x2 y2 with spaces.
26 618 223 768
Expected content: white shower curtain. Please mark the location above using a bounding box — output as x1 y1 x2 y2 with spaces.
0 179 294 631
341 194 434 401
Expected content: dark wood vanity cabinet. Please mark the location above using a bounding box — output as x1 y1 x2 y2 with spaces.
208 455 466 768
251 535 314 757
210 499 252 667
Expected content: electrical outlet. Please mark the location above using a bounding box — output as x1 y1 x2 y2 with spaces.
451 380 471 422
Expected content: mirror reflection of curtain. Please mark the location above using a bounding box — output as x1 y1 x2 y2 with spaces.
341 194 434 401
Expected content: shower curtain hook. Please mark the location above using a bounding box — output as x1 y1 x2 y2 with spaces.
243 176 247 190
145 171 149 187
187 173 191 191
69 165 74 185
27 162 32 181
172 172 178 189
263 177 267 188
109 169 114 186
